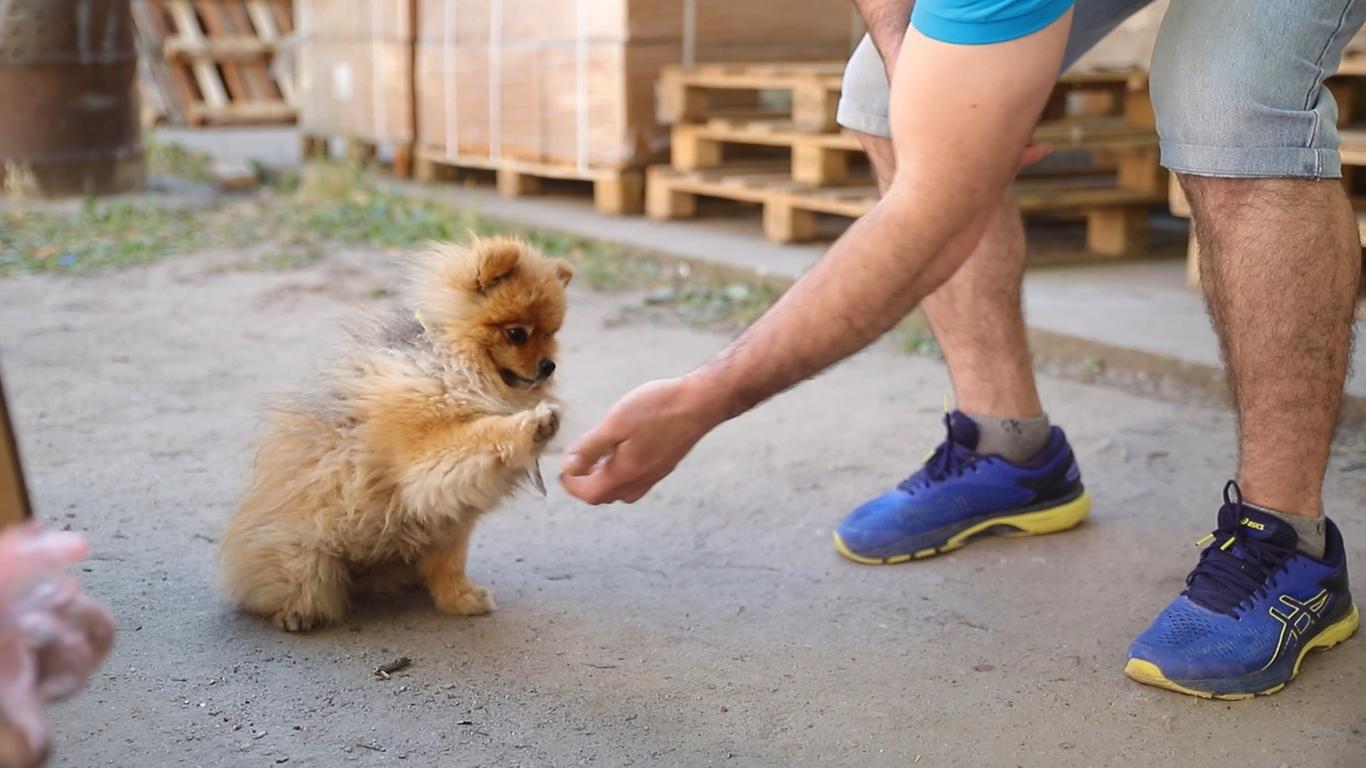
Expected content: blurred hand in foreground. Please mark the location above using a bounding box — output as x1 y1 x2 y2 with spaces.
0 525 113 768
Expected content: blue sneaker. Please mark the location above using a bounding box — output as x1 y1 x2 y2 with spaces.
1126 481 1360 699
832 411 1090 564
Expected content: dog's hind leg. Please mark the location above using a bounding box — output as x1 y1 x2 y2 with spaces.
422 521 495 616
267 546 351 632
221 523 352 632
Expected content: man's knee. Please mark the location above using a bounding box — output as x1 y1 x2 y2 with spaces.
1179 175 1344 225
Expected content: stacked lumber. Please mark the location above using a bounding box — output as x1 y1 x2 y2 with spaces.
296 0 417 175
647 64 1166 254
410 0 862 215
132 0 296 126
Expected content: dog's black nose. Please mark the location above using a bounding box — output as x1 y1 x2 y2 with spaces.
538 359 556 379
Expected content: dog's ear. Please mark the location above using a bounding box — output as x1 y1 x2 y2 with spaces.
552 259 574 287
457 239 522 294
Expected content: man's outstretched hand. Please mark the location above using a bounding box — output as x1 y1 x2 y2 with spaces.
0 526 114 768
559 377 726 504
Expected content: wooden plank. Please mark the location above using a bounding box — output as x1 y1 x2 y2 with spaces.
166 0 229 109
135 0 199 122
220 0 277 99
245 0 293 103
267 0 294 34
192 0 251 101
192 101 296 124
416 146 645 214
647 164 1161 245
163 36 274 60
1341 128 1366 167
1169 174 1190 218
1338 51 1366 77
1086 208 1148 257
593 172 645 216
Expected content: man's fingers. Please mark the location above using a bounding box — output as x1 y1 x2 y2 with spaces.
1016 141 1053 172
560 469 619 505
0 529 89 580
561 444 643 504
0 631 49 768
559 421 624 478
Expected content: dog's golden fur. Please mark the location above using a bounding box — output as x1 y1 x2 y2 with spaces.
219 237 572 631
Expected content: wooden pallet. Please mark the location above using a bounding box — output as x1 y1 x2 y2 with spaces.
648 164 1162 253
671 116 1160 186
413 147 645 216
132 0 296 126
658 62 845 131
301 135 416 178
658 64 1155 132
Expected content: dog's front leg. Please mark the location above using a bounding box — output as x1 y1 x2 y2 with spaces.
421 521 495 615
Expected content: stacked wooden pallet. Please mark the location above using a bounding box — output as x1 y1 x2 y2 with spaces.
407 0 860 215
132 0 296 126
647 62 1166 256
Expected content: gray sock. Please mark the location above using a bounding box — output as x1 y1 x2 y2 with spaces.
1249 503 1327 559
964 411 1051 463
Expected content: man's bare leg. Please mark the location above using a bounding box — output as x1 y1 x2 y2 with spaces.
1182 176 1361 519
859 132 1043 419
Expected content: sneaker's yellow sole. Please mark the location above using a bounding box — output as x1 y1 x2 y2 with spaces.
1124 602 1360 701
833 490 1092 566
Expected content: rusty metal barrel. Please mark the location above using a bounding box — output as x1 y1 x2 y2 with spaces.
0 0 144 197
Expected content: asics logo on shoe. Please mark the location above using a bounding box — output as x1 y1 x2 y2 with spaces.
1264 589 1332 670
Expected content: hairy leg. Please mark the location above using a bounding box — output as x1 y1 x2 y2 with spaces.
1182 176 1361 517
423 522 495 616
858 132 1042 417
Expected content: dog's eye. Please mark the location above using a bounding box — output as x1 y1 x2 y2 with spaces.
506 327 528 346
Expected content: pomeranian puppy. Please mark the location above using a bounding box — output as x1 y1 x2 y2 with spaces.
219 236 572 631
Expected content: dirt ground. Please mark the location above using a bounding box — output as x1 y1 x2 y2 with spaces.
1 245 1364 768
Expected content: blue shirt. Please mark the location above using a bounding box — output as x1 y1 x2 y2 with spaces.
911 0 1075 45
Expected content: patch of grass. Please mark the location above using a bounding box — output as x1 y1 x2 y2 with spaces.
1 200 203 274
0 159 786 330
145 138 215 184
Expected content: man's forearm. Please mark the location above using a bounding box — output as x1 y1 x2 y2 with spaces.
854 0 914 72
690 18 1072 422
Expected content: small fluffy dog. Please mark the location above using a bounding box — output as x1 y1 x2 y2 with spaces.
220 236 572 631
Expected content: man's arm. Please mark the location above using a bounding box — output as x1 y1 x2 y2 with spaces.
854 0 914 76
561 14 1072 504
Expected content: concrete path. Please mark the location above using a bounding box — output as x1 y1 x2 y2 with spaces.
2 248 1363 767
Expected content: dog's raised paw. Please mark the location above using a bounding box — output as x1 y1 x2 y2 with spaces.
434 584 497 616
529 402 560 443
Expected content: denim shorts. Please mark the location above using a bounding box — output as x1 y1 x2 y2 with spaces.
836 0 1366 179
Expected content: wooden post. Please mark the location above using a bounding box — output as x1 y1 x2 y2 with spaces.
1086 208 1147 257
593 171 644 216
671 127 722 170
792 144 846 186
646 174 696 219
497 169 538 197
0 374 32 527
791 82 837 132
763 201 816 243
